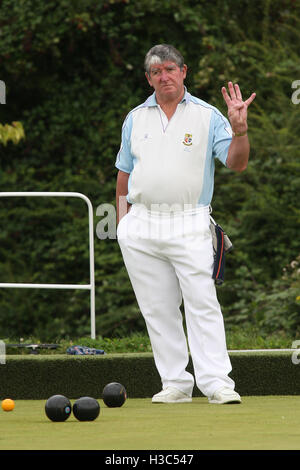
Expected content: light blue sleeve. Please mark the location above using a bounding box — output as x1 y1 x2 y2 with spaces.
212 109 232 166
115 112 134 173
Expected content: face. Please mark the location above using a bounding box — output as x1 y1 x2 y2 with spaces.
146 61 187 104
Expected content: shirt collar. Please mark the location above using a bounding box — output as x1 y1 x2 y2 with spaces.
144 86 191 107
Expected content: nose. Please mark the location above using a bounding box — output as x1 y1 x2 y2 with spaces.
160 69 169 81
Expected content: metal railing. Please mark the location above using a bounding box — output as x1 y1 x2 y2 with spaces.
0 192 96 339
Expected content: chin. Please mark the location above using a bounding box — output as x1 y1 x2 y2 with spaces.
161 88 176 96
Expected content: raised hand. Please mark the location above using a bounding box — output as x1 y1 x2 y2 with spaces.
221 82 256 135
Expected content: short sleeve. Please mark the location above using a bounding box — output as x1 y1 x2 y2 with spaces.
212 110 232 166
115 112 134 173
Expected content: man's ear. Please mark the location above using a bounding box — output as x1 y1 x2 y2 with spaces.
145 72 153 88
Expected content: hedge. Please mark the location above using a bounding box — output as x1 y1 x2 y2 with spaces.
1 351 300 399
0 0 299 338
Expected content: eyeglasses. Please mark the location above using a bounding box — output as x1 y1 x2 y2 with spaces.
149 65 178 77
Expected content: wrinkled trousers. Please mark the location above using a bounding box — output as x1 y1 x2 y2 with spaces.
117 203 234 398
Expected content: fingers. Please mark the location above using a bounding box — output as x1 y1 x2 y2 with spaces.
228 81 237 100
222 82 256 108
222 82 238 106
234 83 242 100
222 81 238 101
244 92 256 107
221 86 231 105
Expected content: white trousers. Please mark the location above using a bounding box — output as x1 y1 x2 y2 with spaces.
117 204 235 398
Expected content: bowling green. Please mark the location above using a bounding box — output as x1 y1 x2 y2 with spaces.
1 396 300 450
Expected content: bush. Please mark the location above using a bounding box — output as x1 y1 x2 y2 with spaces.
0 0 299 338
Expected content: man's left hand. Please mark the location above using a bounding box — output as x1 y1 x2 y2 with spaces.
221 82 256 135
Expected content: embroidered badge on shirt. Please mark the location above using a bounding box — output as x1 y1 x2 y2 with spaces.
183 133 193 146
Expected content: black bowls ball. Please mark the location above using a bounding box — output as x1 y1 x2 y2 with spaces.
45 394 72 422
73 396 100 421
102 382 127 408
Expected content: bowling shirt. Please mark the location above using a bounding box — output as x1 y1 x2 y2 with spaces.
115 88 232 211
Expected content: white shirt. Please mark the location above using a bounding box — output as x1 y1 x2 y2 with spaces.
115 89 232 211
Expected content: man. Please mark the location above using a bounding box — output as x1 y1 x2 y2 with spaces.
115 44 256 404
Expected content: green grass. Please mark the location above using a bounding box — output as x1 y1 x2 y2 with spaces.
1 396 300 450
2 326 294 355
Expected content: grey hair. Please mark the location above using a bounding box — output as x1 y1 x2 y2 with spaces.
144 44 184 74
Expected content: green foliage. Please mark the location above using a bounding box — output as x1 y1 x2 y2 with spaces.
3 326 294 355
250 255 300 333
0 0 299 339
0 121 25 146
